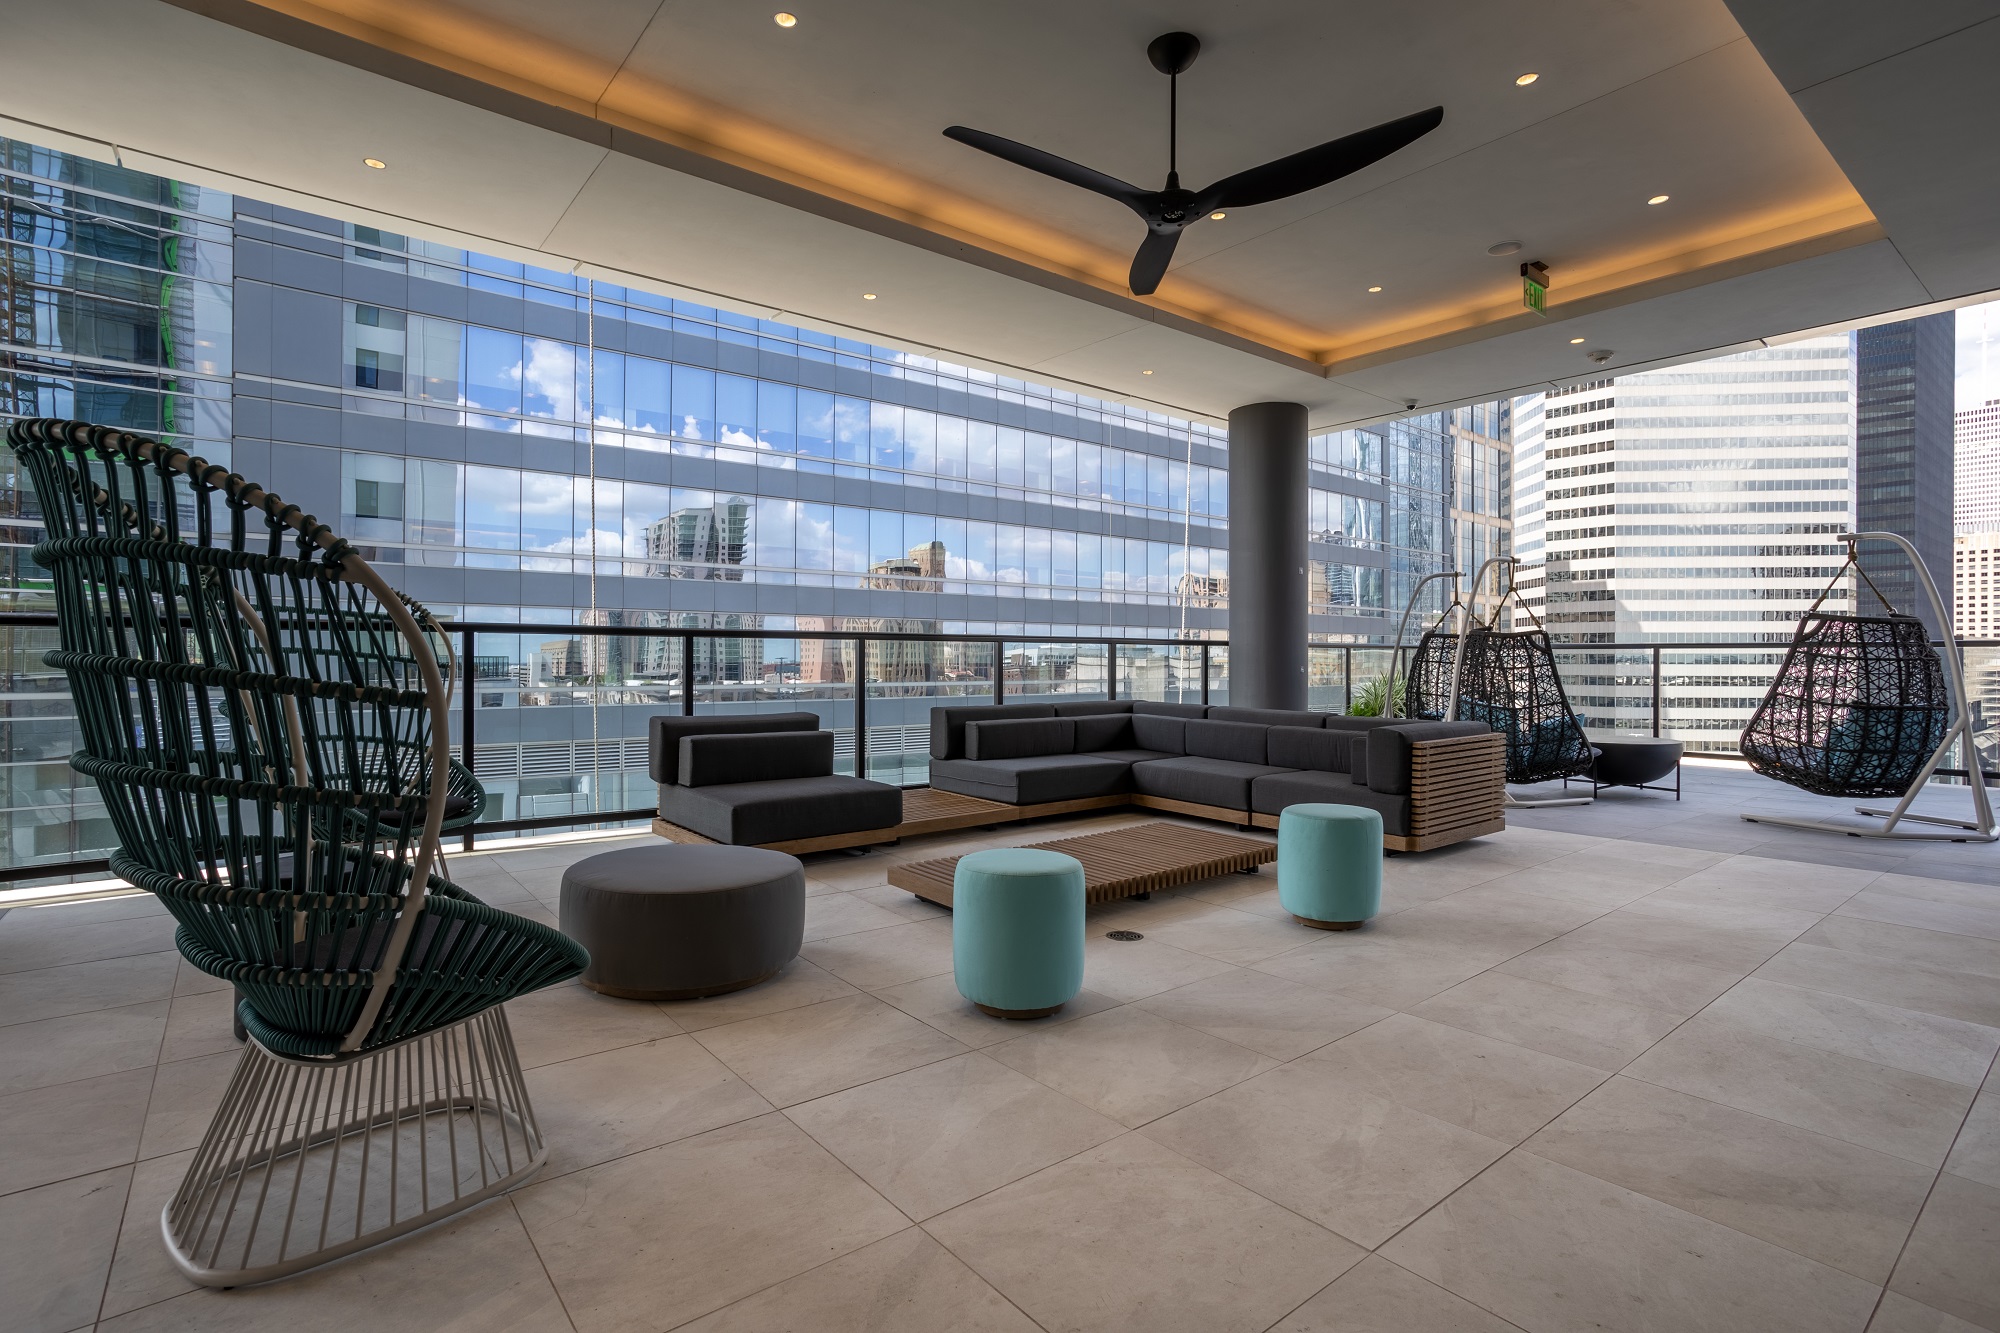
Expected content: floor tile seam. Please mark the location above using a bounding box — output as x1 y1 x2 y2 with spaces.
0 1149 149 1203
679 988 925 1054
84 1141 144 1329
1518 1100 1927 1288
0 990 185 1033
1690 980 2000 1092
1125 1122 1384 1248
768 1080 1112 1224
1855 1041 2000 1332
516 1029 700 1074
1752 951 2000 1024
759 1042 977 1112
906 1214 1073 1333
1384 1138 1896 1319
1729 972 2000 1048
1252 1253 1537 1333
1101 995 1318 1068
502 1195 585 1333
1831 899 2000 943
526 1099 782 1189
662 1222 1056 1333
912 1128 1363 1316
0 943 186 979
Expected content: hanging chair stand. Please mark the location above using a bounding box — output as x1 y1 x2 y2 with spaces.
1446 556 1595 808
1740 531 1996 842
1385 569 1463 720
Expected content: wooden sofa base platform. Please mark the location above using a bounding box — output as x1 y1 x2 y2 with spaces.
650 787 1125 856
651 733 1507 856
1246 811 1509 853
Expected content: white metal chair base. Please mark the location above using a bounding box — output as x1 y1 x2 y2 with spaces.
1741 808 2000 843
163 1006 545 1288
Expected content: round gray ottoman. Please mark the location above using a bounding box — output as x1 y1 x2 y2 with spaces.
559 845 805 1000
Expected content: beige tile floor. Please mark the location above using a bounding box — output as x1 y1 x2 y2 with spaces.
3 776 1999 1333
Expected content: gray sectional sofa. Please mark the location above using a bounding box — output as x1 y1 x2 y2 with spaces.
650 713 902 849
928 700 1505 852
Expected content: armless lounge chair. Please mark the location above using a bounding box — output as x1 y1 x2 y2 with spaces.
10 419 587 1287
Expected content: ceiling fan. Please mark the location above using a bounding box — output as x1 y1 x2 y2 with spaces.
944 31 1443 297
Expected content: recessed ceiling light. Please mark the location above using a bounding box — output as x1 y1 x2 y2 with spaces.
1569 337 1586 344
1515 73 1539 86
1209 211 1226 220
1487 240 1522 257
1141 369 1155 375
1648 194 1670 205
1367 285 1383 293
861 292 877 300
362 158 387 170
774 12 797 27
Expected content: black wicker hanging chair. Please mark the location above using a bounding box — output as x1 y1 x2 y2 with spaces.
1401 601 1462 722
1451 589 1595 786
1740 557 1951 799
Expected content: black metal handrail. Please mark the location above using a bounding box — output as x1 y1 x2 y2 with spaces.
4 609 1998 882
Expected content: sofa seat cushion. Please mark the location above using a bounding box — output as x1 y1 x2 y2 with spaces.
1088 749 1177 765
930 754 1134 805
1130 756 1287 812
1251 771 1408 836
660 776 902 846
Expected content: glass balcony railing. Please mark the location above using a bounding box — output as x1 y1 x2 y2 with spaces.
4 611 1995 886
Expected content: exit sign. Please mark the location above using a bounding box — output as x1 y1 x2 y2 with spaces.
1521 261 1550 315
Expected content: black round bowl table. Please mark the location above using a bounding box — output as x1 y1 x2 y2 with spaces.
1569 733 1684 798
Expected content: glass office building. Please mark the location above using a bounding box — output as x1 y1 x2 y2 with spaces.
0 138 1483 870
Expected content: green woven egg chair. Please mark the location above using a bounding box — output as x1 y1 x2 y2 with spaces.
10 419 586 1287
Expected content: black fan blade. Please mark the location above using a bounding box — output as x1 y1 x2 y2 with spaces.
943 126 1146 209
1199 106 1444 211
1128 227 1183 296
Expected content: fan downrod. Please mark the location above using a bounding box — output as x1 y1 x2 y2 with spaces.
1146 31 1200 77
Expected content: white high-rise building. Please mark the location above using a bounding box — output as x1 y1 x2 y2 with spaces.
1957 399 2000 533
1954 532 2000 638
1513 336 1855 745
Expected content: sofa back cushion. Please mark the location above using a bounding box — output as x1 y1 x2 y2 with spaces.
1072 713 1136 752
1267 725 1350 774
930 703 1056 760
1185 719 1268 765
679 730 833 786
1132 700 1207 719
965 717 1075 760
1131 713 1188 754
1207 706 1323 730
1323 714 1391 733
1053 700 1134 717
650 711 821 785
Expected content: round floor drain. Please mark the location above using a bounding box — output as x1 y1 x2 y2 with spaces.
1105 929 1144 941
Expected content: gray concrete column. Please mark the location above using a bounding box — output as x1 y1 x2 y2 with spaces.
1227 401 1308 710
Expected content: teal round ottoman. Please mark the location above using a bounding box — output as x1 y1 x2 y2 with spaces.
952 848 1086 1019
1278 803 1383 931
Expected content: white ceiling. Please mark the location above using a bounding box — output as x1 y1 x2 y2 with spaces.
0 0 1992 427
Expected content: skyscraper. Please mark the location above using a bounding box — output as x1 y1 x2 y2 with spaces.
1515 337 1855 745
1855 314 1955 633
1956 398 2000 533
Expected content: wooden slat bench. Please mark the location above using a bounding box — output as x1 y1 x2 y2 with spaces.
887 820 1275 908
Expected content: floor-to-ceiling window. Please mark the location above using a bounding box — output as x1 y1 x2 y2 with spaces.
0 138 1477 871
